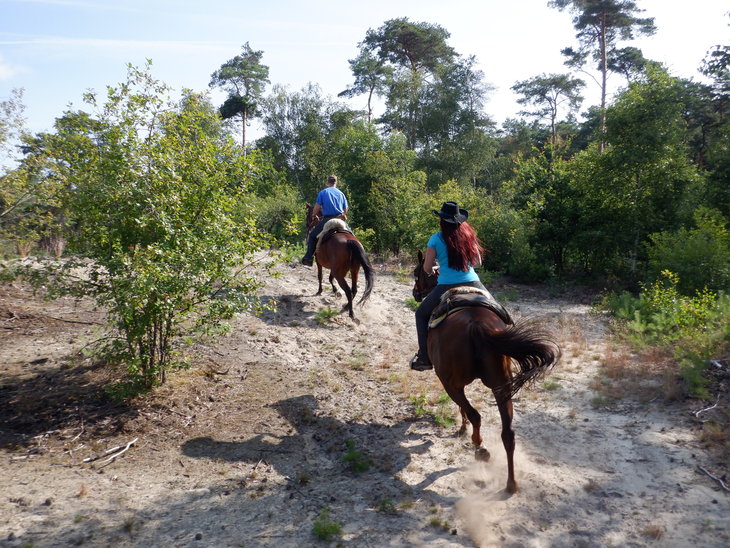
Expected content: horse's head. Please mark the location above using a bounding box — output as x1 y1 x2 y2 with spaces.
412 249 437 302
305 202 321 233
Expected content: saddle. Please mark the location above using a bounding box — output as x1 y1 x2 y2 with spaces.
315 218 354 253
428 287 513 328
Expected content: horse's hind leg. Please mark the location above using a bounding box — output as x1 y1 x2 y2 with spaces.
350 265 359 299
335 277 354 317
442 384 489 461
496 396 517 494
329 272 339 295
458 408 468 437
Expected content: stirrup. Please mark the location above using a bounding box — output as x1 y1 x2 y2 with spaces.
409 353 433 371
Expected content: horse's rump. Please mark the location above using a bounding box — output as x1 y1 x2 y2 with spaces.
466 314 560 401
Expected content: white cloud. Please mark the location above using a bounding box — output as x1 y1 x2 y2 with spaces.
0 54 22 81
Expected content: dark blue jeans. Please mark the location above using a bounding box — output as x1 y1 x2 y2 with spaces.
414 280 487 360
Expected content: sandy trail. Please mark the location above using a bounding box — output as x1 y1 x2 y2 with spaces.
0 255 728 547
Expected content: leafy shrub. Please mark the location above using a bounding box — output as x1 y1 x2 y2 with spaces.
601 271 730 398
311 508 342 541
4 66 272 392
315 307 338 325
342 439 370 472
647 207 730 294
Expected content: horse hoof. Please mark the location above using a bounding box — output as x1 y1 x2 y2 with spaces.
475 447 490 462
506 480 518 494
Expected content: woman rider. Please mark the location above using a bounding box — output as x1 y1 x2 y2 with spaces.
410 201 490 371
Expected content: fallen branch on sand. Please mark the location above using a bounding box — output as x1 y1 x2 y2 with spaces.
693 396 720 418
697 466 730 493
83 438 139 467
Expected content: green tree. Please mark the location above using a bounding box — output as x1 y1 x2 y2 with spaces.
511 73 585 144
9 65 272 391
564 68 703 278
607 46 660 83
0 89 68 256
549 0 656 150
209 42 270 150
0 88 26 162
338 49 394 123
698 37 730 215
647 207 730 294
360 17 457 149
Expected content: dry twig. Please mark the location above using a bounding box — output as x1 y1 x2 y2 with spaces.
697 466 730 493
694 396 720 418
83 437 139 465
98 437 139 467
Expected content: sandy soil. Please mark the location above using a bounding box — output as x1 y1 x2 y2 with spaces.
0 253 728 548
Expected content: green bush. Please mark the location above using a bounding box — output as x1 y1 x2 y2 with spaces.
311 508 342 542
4 66 273 392
647 207 730 294
602 271 730 398
342 439 370 472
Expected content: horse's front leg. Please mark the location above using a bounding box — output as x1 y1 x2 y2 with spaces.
496 396 517 494
316 263 324 295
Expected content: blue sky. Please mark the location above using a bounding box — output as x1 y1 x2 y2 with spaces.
1 0 728 145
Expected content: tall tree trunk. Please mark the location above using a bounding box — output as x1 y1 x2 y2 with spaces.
599 12 608 153
241 109 247 156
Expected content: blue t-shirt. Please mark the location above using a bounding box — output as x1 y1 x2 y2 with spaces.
427 232 480 285
316 187 348 216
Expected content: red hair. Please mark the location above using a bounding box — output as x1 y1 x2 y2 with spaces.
440 219 484 271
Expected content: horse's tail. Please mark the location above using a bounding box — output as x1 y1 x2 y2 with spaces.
347 239 374 305
469 318 560 402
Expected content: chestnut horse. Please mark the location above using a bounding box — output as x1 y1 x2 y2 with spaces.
413 251 559 493
312 217 374 319
305 202 321 234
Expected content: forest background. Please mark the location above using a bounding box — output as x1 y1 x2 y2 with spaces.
1 1 729 395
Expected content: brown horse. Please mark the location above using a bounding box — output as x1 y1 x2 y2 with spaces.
413 251 560 493
314 219 374 319
305 202 321 234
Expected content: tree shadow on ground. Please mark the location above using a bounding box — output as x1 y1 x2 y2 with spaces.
256 293 357 328
0 359 133 448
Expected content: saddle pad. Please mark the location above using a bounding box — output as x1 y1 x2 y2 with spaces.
314 222 354 254
428 287 513 328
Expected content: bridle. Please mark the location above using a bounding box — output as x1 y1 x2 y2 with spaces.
412 262 436 303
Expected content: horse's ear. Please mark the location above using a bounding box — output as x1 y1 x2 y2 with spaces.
418 250 424 262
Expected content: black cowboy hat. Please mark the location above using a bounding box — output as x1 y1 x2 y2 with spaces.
433 201 468 224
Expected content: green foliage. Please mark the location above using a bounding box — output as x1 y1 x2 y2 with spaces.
311 508 342 542
409 393 428 416
647 207 730 294
314 307 338 325
608 270 717 344
6 64 273 391
376 498 398 514
209 42 270 146
432 403 456 428
404 297 419 311
602 271 730 398
1 90 68 258
342 439 370 472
